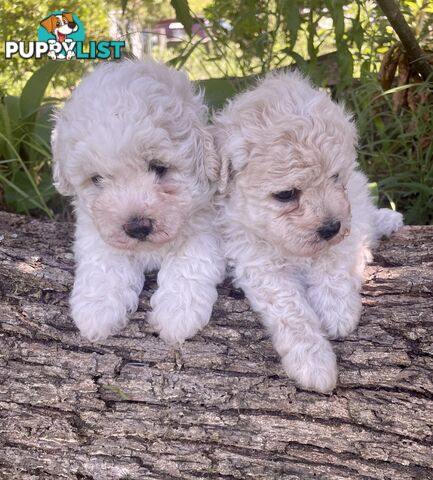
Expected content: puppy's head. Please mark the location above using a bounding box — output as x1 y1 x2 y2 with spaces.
41 13 77 35
213 70 358 257
52 60 217 251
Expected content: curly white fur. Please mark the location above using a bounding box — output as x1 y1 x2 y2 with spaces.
52 59 225 343
212 71 403 393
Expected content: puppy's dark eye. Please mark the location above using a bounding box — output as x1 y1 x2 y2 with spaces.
272 189 300 202
91 175 103 186
331 173 339 181
149 163 168 177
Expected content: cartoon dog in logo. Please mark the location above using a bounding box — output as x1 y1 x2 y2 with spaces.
40 12 78 60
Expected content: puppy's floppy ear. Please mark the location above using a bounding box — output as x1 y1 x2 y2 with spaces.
202 125 220 183
40 16 56 33
192 123 220 187
51 126 75 196
214 128 231 194
211 116 247 195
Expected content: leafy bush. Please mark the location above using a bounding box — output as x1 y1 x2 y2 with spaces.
348 78 433 225
0 62 63 216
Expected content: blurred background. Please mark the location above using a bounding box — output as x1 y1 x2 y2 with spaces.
0 0 432 224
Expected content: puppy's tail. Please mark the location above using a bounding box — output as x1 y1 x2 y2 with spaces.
373 208 404 240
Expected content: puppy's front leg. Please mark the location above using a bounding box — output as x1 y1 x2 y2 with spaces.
306 249 363 340
148 232 225 344
237 270 337 393
71 221 145 341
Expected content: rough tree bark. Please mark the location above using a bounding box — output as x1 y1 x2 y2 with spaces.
0 211 432 480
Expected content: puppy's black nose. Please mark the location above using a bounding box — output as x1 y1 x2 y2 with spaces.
317 221 341 241
123 217 152 240
68 21 77 29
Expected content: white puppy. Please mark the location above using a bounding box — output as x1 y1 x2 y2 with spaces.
212 71 403 393
52 60 225 343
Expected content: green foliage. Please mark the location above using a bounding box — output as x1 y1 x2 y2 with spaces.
197 78 239 111
168 0 373 88
170 0 193 36
169 0 432 87
0 62 63 216
347 78 433 225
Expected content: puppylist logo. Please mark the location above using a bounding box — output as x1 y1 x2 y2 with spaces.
5 11 125 61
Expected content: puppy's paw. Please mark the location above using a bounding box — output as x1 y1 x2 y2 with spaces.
320 296 362 340
308 283 362 340
149 291 213 345
147 311 199 346
71 292 138 342
375 208 404 238
324 315 359 340
281 338 338 393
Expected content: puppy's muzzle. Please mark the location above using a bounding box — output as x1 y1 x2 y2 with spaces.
123 217 153 240
317 220 341 241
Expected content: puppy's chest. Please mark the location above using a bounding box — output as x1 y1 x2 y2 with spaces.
137 251 164 272
280 257 313 280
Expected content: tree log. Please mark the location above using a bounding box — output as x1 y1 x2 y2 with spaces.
0 211 432 480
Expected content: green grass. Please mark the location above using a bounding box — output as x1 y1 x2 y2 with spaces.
0 62 64 217
346 78 433 225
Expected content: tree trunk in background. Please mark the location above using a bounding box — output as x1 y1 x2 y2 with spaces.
0 211 432 480
376 0 433 81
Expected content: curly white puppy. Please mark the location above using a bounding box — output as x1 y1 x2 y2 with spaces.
212 71 403 393
52 60 225 343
